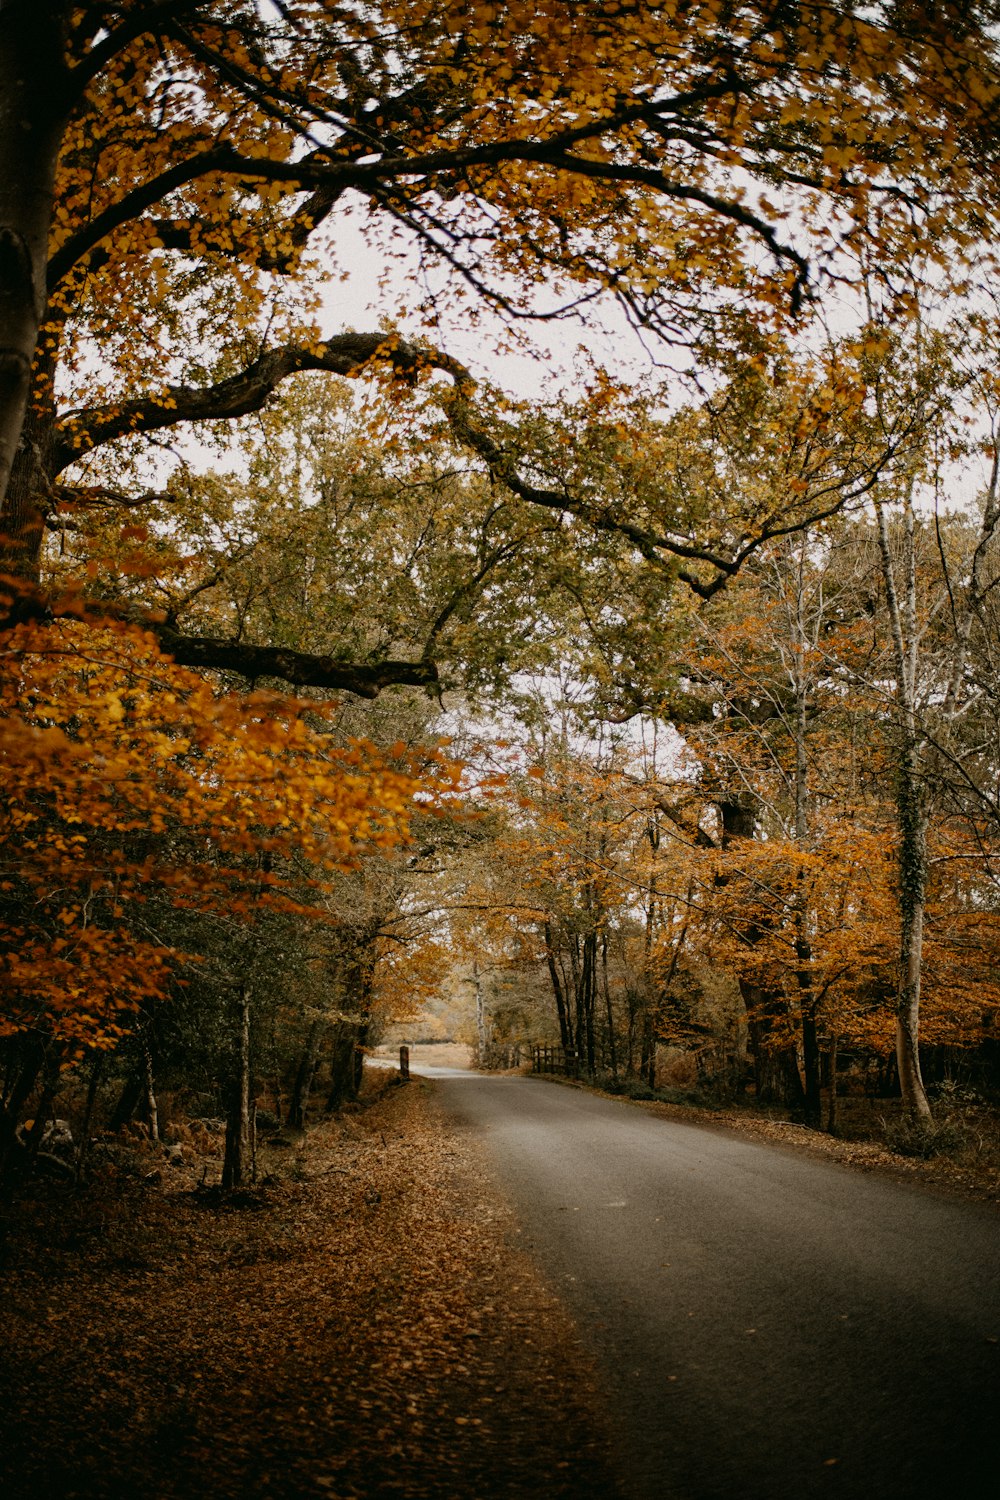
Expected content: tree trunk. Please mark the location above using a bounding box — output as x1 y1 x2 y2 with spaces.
826 1035 839 1136
0 4 69 517
897 810 931 1121
222 982 252 1190
801 1001 822 1127
581 930 597 1076
718 797 806 1111
791 555 822 1128
0 1035 44 1182
473 957 489 1065
289 1018 326 1130
740 981 807 1109
142 1043 159 1143
74 1050 104 1185
21 1046 61 1170
874 493 933 1121
325 933 376 1109
601 932 618 1079
625 988 637 1076
109 1069 143 1132
543 922 572 1052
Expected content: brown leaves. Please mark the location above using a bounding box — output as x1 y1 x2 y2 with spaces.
0 1082 612 1499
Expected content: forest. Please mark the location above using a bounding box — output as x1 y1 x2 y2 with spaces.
2 0 1000 1191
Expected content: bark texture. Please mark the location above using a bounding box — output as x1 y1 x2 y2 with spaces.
0 3 69 516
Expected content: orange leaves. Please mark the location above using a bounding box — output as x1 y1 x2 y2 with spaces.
0 619 449 1052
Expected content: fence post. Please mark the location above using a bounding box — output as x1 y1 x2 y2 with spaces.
399 1045 410 1083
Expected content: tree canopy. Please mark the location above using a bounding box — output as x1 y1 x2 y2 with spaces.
4 3 1000 1160
3 2 1000 679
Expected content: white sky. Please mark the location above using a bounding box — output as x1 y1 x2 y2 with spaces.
316 198 672 402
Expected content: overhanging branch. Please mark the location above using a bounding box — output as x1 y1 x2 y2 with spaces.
0 581 439 700
53 332 470 468
51 328 877 603
152 626 439 697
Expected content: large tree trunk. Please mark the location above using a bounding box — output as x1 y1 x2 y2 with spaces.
326 1023 364 1111
790 557 822 1128
719 798 806 1111
1 416 54 583
801 1000 822 1127
896 790 932 1121
0 4 69 516
740 980 807 1109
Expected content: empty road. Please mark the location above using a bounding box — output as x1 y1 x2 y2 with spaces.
426 1069 999 1500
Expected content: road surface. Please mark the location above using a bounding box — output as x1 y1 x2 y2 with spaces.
423 1068 999 1500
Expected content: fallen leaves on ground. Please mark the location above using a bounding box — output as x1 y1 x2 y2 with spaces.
0 1080 615 1499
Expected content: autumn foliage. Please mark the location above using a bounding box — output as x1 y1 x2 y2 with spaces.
2 4 1000 1166
0 619 437 1055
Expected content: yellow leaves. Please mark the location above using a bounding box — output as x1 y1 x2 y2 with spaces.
821 144 858 174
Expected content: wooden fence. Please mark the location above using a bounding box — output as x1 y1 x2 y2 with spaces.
531 1045 579 1077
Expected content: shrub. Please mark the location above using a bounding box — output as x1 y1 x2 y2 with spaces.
883 1113 969 1159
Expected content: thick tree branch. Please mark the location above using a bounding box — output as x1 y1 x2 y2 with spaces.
47 144 245 290
52 328 886 603
66 2 205 100
46 73 807 298
52 333 470 468
151 626 439 697
0 579 439 698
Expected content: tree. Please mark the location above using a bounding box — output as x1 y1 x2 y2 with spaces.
56 373 572 700
0 616 441 1175
2 1 999 689
666 494 1000 1122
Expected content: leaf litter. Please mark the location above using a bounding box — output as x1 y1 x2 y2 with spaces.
0 1079 616 1499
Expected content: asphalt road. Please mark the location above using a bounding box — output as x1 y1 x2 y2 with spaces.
425 1069 999 1500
